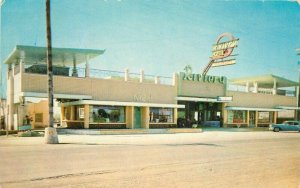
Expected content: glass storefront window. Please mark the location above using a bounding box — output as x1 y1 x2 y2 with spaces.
91 106 125 123
258 111 273 124
227 110 247 124
75 105 84 120
150 108 173 123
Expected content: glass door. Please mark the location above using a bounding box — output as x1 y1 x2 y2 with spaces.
249 111 256 127
134 107 141 128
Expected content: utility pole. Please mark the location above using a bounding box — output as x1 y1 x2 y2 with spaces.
45 0 58 144
297 48 300 120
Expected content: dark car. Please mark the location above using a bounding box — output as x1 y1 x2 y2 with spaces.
269 121 300 132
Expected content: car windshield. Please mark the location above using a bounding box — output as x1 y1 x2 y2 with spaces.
283 121 291 125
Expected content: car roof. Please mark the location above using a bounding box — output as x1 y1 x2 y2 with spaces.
283 121 300 123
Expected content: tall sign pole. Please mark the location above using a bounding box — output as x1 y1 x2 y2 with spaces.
45 0 58 144
202 32 239 75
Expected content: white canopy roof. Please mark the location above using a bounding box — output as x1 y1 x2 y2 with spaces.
229 74 298 88
4 45 105 66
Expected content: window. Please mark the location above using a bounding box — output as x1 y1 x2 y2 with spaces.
258 111 273 124
35 113 43 123
227 110 246 124
74 106 85 120
91 106 125 123
150 108 173 123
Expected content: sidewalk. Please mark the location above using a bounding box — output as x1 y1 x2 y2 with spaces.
202 127 269 132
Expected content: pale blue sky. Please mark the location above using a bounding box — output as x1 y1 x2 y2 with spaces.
1 0 300 96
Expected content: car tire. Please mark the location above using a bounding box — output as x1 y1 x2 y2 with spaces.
274 127 280 132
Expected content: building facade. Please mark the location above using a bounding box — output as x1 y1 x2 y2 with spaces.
4 46 299 130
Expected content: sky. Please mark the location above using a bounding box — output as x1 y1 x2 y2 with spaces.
1 0 300 96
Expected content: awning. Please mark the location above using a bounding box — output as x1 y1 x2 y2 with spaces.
4 45 105 66
176 96 231 103
229 74 299 88
225 106 282 111
276 106 300 110
61 100 185 108
21 92 92 100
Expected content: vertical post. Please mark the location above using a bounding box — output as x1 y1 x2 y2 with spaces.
19 51 25 75
8 65 14 130
272 79 277 95
253 82 258 93
255 111 258 128
140 69 144 83
84 104 89 129
124 68 129 81
70 106 75 121
223 106 228 128
141 107 149 129
245 82 249 92
247 110 250 127
155 76 160 84
172 73 177 86
45 0 58 144
85 55 90 78
273 111 277 124
72 56 78 77
60 104 65 127
46 0 54 128
126 106 134 129
296 86 300 120
174 108 178 125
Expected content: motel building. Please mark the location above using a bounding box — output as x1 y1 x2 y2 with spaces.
3 45 300 131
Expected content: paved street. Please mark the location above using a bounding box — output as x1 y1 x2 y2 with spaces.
0 131 300 188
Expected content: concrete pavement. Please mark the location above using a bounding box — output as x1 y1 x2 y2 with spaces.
0 132 299 187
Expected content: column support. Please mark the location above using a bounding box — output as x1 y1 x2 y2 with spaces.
72 56 78 77
20 50 25 75
85 55 90 78
60 104 65 127
253 82 258 93
126 106 134 129
70 106 75 120
273 111 277 124
172 73 177 86
84 104 89 129
174 108 178 125
247 110 250 127
245 82 249 92
255 111 258 127
155 76 160 84
8 66 14 130
124 68 129 81
140 69 144 83
141 107 149 129
272 79 277 95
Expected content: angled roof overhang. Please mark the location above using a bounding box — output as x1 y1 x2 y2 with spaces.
229 74 299 88
4 45 105 66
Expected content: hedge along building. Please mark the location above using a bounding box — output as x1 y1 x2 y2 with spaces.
4 45 183 130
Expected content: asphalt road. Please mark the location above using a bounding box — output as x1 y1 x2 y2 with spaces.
0 131 299 188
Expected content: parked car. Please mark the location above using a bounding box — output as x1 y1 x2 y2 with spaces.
269 121 300 132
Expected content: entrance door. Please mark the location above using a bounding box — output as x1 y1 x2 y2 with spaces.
249 111 256 127
134 107 142 128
